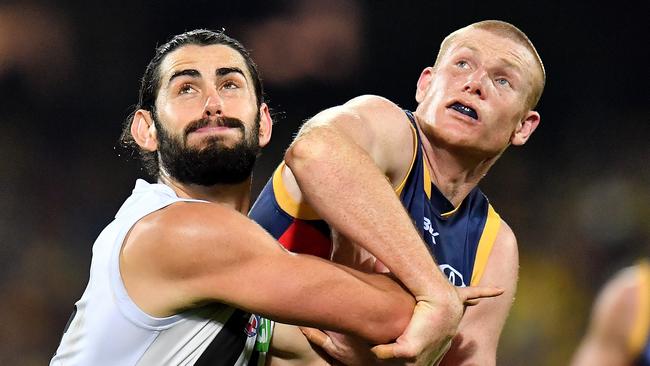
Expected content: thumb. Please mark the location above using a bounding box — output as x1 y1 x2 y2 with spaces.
370 343 397 359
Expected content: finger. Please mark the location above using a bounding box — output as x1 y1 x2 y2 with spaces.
299 327 332 349
457 286 504 301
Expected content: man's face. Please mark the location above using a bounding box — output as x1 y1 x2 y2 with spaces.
416 28 540 156
151 44 267 185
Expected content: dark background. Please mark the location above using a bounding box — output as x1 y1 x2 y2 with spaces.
1 1 648 364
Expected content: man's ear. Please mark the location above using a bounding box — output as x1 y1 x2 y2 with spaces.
415 67 435 103
131 109 158 151
511 110 540 146
257 103 273 148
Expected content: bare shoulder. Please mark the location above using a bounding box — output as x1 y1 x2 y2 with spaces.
479 219 518 285
294 94 415 182
343 94 411 128
590 265 641 340
477 218 518 292
124 201 253 265
120 201 277 315
570 264 643 366
301 94 408 133
495 219 518 250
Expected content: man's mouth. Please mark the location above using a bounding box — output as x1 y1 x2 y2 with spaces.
449 102 478 120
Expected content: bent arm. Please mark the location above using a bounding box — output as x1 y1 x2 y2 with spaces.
284 95 454 301
120 201 414 344
440 221 518 366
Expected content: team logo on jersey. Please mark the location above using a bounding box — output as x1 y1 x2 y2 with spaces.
423 217 440 244
244 314 260 337
255 318 272 352
439 264 466 287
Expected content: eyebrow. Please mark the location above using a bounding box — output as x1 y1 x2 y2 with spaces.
459 46 522 75
167 67 246 86
168 69 201 85
216 67 245 78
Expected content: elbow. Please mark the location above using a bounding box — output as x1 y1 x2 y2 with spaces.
285 130 333 175
361 295 414 344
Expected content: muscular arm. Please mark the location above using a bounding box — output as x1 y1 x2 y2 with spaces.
440 220 519 366
284 95 458 304
120 201 414 344
570 266 641 366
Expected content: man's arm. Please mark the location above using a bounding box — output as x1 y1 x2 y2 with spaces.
282 95 500 360
570 266 641 366
439 221 519 366
284 95 451 300
120 200 414 344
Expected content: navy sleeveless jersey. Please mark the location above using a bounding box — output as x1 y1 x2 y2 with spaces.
249 110 501 287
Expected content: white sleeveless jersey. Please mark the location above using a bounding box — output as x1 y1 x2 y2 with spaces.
51 179 270 366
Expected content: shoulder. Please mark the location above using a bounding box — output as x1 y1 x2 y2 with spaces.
570 264 645 365
302 94 409 133
590 264 643 342
342 95 410 126
495 219 517 251
478 218 518 286
120 201 285 314
294 94 416 178
121 201 263 290
472 215 518 289
127 201 246 250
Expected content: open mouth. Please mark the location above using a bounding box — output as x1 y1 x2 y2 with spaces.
449 102 478 120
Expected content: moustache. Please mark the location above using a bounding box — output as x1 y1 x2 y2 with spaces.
184 117 246 136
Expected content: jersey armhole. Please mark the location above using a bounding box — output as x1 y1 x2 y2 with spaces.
272 162 321 220
628 260 650 356
110 203 194 331
395 117 421 197
470 204 501 286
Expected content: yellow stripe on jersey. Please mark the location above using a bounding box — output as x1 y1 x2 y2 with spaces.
272 162 321 220
628 259 650 356
470 204 501 286
441 200 462 218
423 159 432 200
395 119 419 197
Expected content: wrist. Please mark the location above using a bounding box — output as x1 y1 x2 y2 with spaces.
415 286 463 330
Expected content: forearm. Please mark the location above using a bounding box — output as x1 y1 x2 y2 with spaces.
285 125 452 299
221 249 414 343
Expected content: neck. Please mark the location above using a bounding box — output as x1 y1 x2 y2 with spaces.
416 126 501 208
158 173 252 214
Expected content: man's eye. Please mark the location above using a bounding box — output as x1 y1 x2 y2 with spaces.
456 60 469 69
179 84 195 94
496 78 511 87
222 81 239 89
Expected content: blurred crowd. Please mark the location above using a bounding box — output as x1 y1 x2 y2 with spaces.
0 1 647 365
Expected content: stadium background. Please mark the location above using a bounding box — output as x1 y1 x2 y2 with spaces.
0 1 647 364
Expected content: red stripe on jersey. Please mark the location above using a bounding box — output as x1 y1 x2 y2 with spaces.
278 220 331 259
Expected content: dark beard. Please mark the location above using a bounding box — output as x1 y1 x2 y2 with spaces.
155 114 260 186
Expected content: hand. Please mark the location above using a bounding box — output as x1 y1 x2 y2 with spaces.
371 285 504 365
300 327 379 366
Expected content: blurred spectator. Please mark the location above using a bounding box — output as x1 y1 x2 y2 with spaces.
240 0 363 85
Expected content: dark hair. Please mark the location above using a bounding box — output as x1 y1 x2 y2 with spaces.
119 29 264 178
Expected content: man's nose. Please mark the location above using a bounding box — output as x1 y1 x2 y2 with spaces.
463 71 487 99
202 94 223 119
